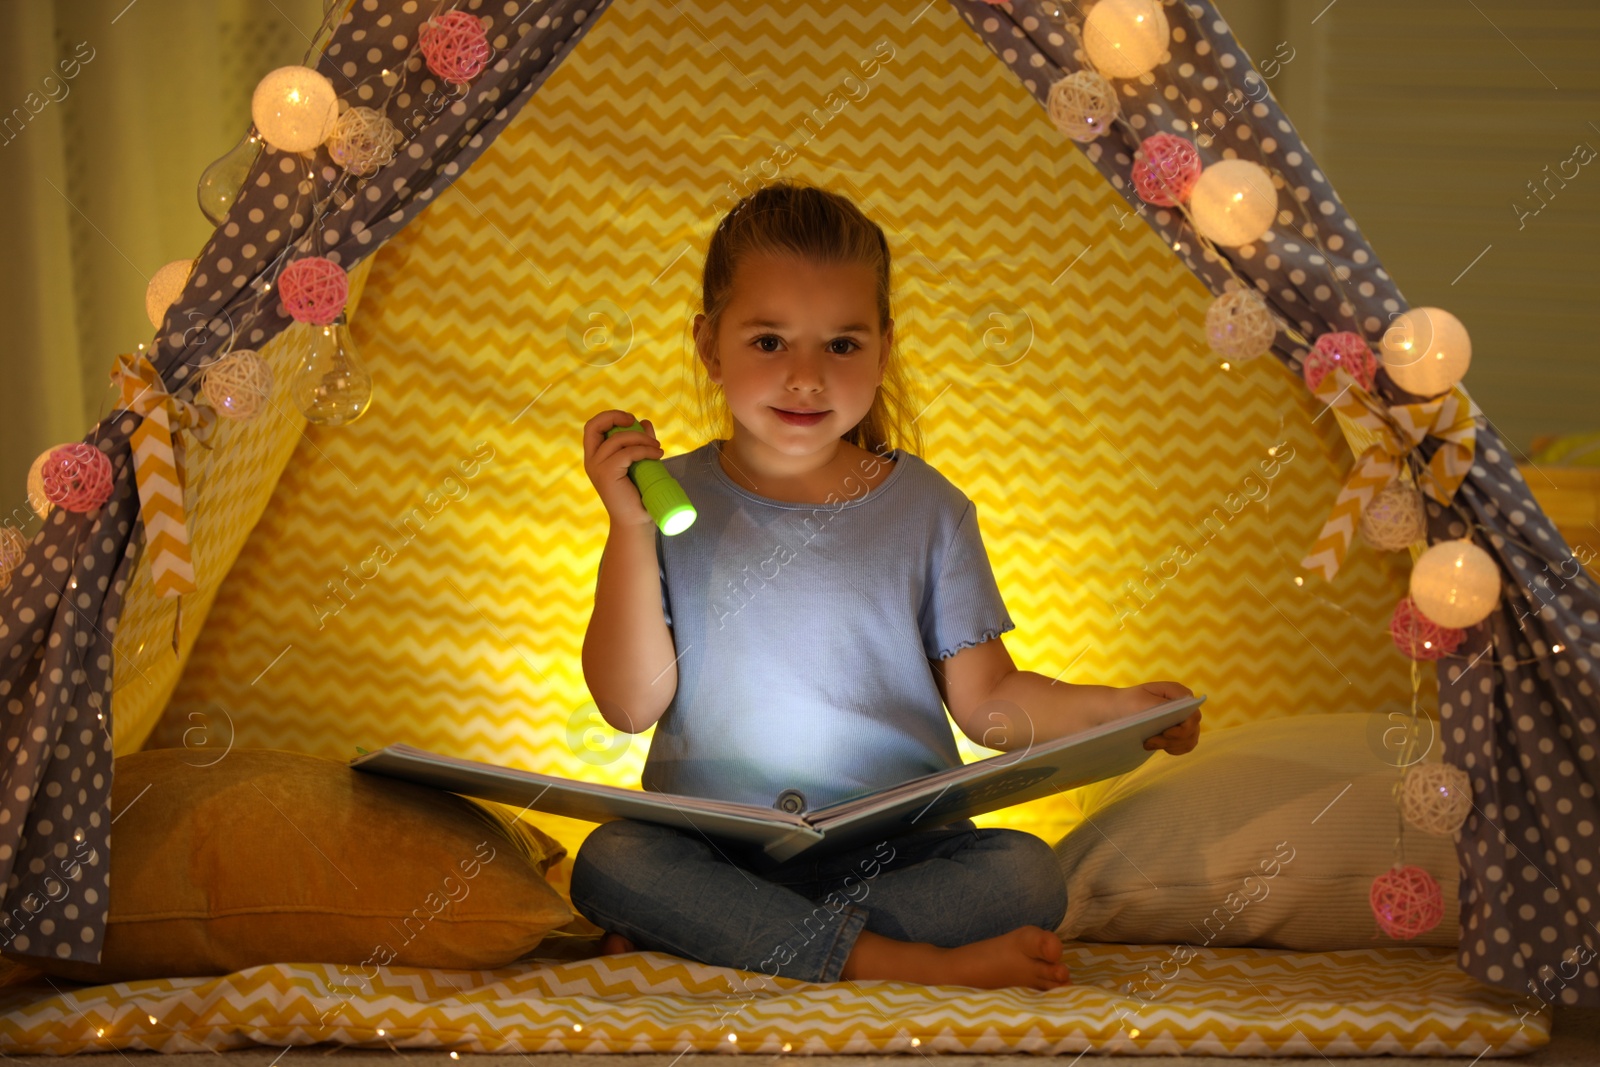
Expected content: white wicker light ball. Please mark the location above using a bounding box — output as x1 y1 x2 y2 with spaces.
327 106 403 176
1189 159 1278 247
1046 70 1120 142
252 65 339 153
1360 480 1427 552
0 524 27 590
145 258 195 329
26 449 55 519
1411 538 1500 629
201 349 274 421
1083 0 1170 79
1204 289 1277 360
1380 307 1471 397
1401 762 1472 835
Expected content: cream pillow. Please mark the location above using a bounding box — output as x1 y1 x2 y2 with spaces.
1052 711 1462 950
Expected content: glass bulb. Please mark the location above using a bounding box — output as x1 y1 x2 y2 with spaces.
291 315 372 426
198 128 264 226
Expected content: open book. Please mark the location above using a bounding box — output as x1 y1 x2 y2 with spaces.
350 694 1204 865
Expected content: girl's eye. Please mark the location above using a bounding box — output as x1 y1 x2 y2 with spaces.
751 335 859 354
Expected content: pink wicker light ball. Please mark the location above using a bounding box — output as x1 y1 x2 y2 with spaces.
1389 595 1465 661
41 442 114 514
1304 331 1378 392
278 257 348 326
420 11 491 84
1369 864 1444 939
1131 134 1202 206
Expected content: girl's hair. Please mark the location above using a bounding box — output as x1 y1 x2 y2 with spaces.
690 179 926 459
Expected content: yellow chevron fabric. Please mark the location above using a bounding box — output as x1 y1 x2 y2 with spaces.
122 0 1427 871
106 258 375 756
1300 368 1479 581
0 941 1547 1055
110 349 219 604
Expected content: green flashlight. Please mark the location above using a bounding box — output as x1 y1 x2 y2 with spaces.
604 420 697 536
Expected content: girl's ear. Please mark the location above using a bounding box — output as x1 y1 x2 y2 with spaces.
691 313 708 358
693 315 720 379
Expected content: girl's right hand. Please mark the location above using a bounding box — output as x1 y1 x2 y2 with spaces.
583 410 664 528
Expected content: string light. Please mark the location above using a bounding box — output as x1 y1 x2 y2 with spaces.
1036 6 1377 354
1266 527 1573 669
1380 307 1472 397
164 8 473 396
1034 1 1395 386
177 5 473 385
1245 428 1574 671
251 66 338 152
997 0 1594 897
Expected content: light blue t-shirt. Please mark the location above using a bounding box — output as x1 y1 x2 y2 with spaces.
640 439 1015 813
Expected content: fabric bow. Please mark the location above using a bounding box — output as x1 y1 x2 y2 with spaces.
111 350 219 649
1299 366 1479 582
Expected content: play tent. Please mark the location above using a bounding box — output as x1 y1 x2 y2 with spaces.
0 0 1595 1054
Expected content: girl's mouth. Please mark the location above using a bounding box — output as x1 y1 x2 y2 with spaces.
773 407 829 426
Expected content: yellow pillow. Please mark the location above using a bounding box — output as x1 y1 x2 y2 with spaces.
1053 711 1462 951
6 748 574 983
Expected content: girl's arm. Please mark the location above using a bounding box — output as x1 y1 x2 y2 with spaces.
975 670 1199 753
582 520 678 734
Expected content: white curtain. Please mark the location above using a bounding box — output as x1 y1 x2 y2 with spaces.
0 0 323 503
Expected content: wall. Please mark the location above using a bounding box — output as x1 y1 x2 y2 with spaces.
1216 0 1600 452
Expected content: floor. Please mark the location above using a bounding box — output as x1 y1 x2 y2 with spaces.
0 1006 1594 1065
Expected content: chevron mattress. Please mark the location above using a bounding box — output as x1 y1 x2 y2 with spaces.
0 938 1549 1056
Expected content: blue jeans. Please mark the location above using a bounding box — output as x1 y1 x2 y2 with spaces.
568 817 1068 984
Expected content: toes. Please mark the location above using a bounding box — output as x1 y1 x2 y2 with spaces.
1029 927 1064 963
599 932 638 955
1033 963 1070 989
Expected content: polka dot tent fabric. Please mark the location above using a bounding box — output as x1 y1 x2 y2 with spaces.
0 0 607 969
954 0 1598 1006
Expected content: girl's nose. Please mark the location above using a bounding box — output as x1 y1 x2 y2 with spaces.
784 353 825 389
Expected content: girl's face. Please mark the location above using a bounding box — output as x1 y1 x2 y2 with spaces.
694 251 892 467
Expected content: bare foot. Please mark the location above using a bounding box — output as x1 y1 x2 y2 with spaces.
842 925 1070 990
598 931 637 955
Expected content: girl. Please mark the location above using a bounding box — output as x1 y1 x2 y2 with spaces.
576 179 1199 990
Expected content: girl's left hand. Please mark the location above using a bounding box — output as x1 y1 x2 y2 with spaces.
1123 680 1201 755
